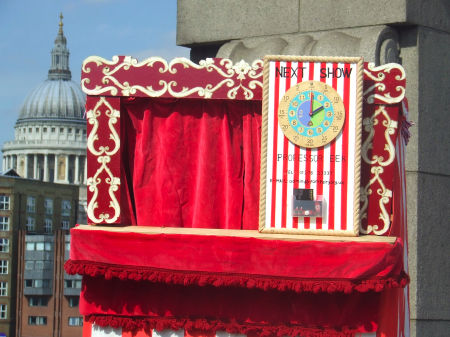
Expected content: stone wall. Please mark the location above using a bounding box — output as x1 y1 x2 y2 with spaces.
177 1 450 336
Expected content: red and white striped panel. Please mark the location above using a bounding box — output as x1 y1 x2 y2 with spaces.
264 60 360 235
85 323 375 337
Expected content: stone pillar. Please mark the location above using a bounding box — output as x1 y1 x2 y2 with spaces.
44 154 49 182
54 155 59 183
2 156 5 172
177 1 450 335
74 155 80 184
33 154 37 179
24 154 29 178
84 156 87 185
64 155 69 183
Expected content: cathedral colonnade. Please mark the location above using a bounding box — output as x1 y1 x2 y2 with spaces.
2 153 87 185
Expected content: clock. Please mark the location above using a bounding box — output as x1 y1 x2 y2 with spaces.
278 80 345 148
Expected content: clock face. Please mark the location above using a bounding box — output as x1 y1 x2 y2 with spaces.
278 80 345 148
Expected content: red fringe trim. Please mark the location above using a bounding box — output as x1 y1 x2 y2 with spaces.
65 259 409 294
86 314 375 337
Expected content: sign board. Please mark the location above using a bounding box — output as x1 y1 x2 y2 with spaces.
259 55 364 236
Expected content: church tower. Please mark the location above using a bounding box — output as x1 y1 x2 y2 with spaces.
1 13 87 223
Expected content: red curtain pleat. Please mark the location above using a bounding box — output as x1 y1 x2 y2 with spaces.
121 97 262 229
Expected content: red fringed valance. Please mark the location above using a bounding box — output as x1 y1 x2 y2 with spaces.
66 226 408 294
86 315 365 337
79 276 381 336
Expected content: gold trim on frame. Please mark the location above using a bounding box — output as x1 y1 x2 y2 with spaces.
81 56 263 99
86 97 121 224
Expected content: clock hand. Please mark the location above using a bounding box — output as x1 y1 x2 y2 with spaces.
309 92 314 116
310 105 324 117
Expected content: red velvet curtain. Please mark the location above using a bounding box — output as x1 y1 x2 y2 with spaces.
121 97 262 229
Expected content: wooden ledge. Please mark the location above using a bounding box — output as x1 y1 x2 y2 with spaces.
75 225 396 244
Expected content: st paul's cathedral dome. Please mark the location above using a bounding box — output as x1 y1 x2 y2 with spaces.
2 14 87 222
2 14 86 183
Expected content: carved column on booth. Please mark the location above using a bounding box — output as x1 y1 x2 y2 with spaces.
86 96 122 225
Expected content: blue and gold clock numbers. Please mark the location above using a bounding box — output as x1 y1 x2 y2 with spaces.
278 81 345 148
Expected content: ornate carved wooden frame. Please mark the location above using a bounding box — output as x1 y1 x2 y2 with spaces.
81 56 405 236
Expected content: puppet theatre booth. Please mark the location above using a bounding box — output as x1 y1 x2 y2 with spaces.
65 56 411 337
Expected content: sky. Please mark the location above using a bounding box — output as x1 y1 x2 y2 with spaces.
0 0 190 161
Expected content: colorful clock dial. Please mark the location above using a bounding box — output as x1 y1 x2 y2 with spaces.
278 81 345 148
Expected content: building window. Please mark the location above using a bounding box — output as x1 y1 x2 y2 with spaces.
35 261 44 270
25 279 50 288
68 128 72 134
61 200 71 216
25 261 34 270
64 280 82 289
28 296 49 307
26 242 52 251
51 127 55 133
28 128 32 133
0 282 7 296
60 127 64 133
0 196 10 210
65 242 71 251
0 304 6 319
26 217 35 232
0 239 9 253
43 127 47 133
68 296 79 307
28 316 47 325
44 219 52 233
0 260 8 274
0 217 9 231
44 198 53 215
26 196 36 213
68 317 83 326
62 220 70 230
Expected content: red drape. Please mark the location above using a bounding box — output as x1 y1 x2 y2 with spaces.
80 276 379 336
121 97 261 229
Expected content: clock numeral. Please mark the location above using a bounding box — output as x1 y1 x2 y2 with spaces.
317 95 324 101
322 135 328 143
333 96 340 103
289 110 296 117
324 102 330 108
282 125 289 130
282 95 290 102
332 126 339 132
292 100 299 107
306 139 313 146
